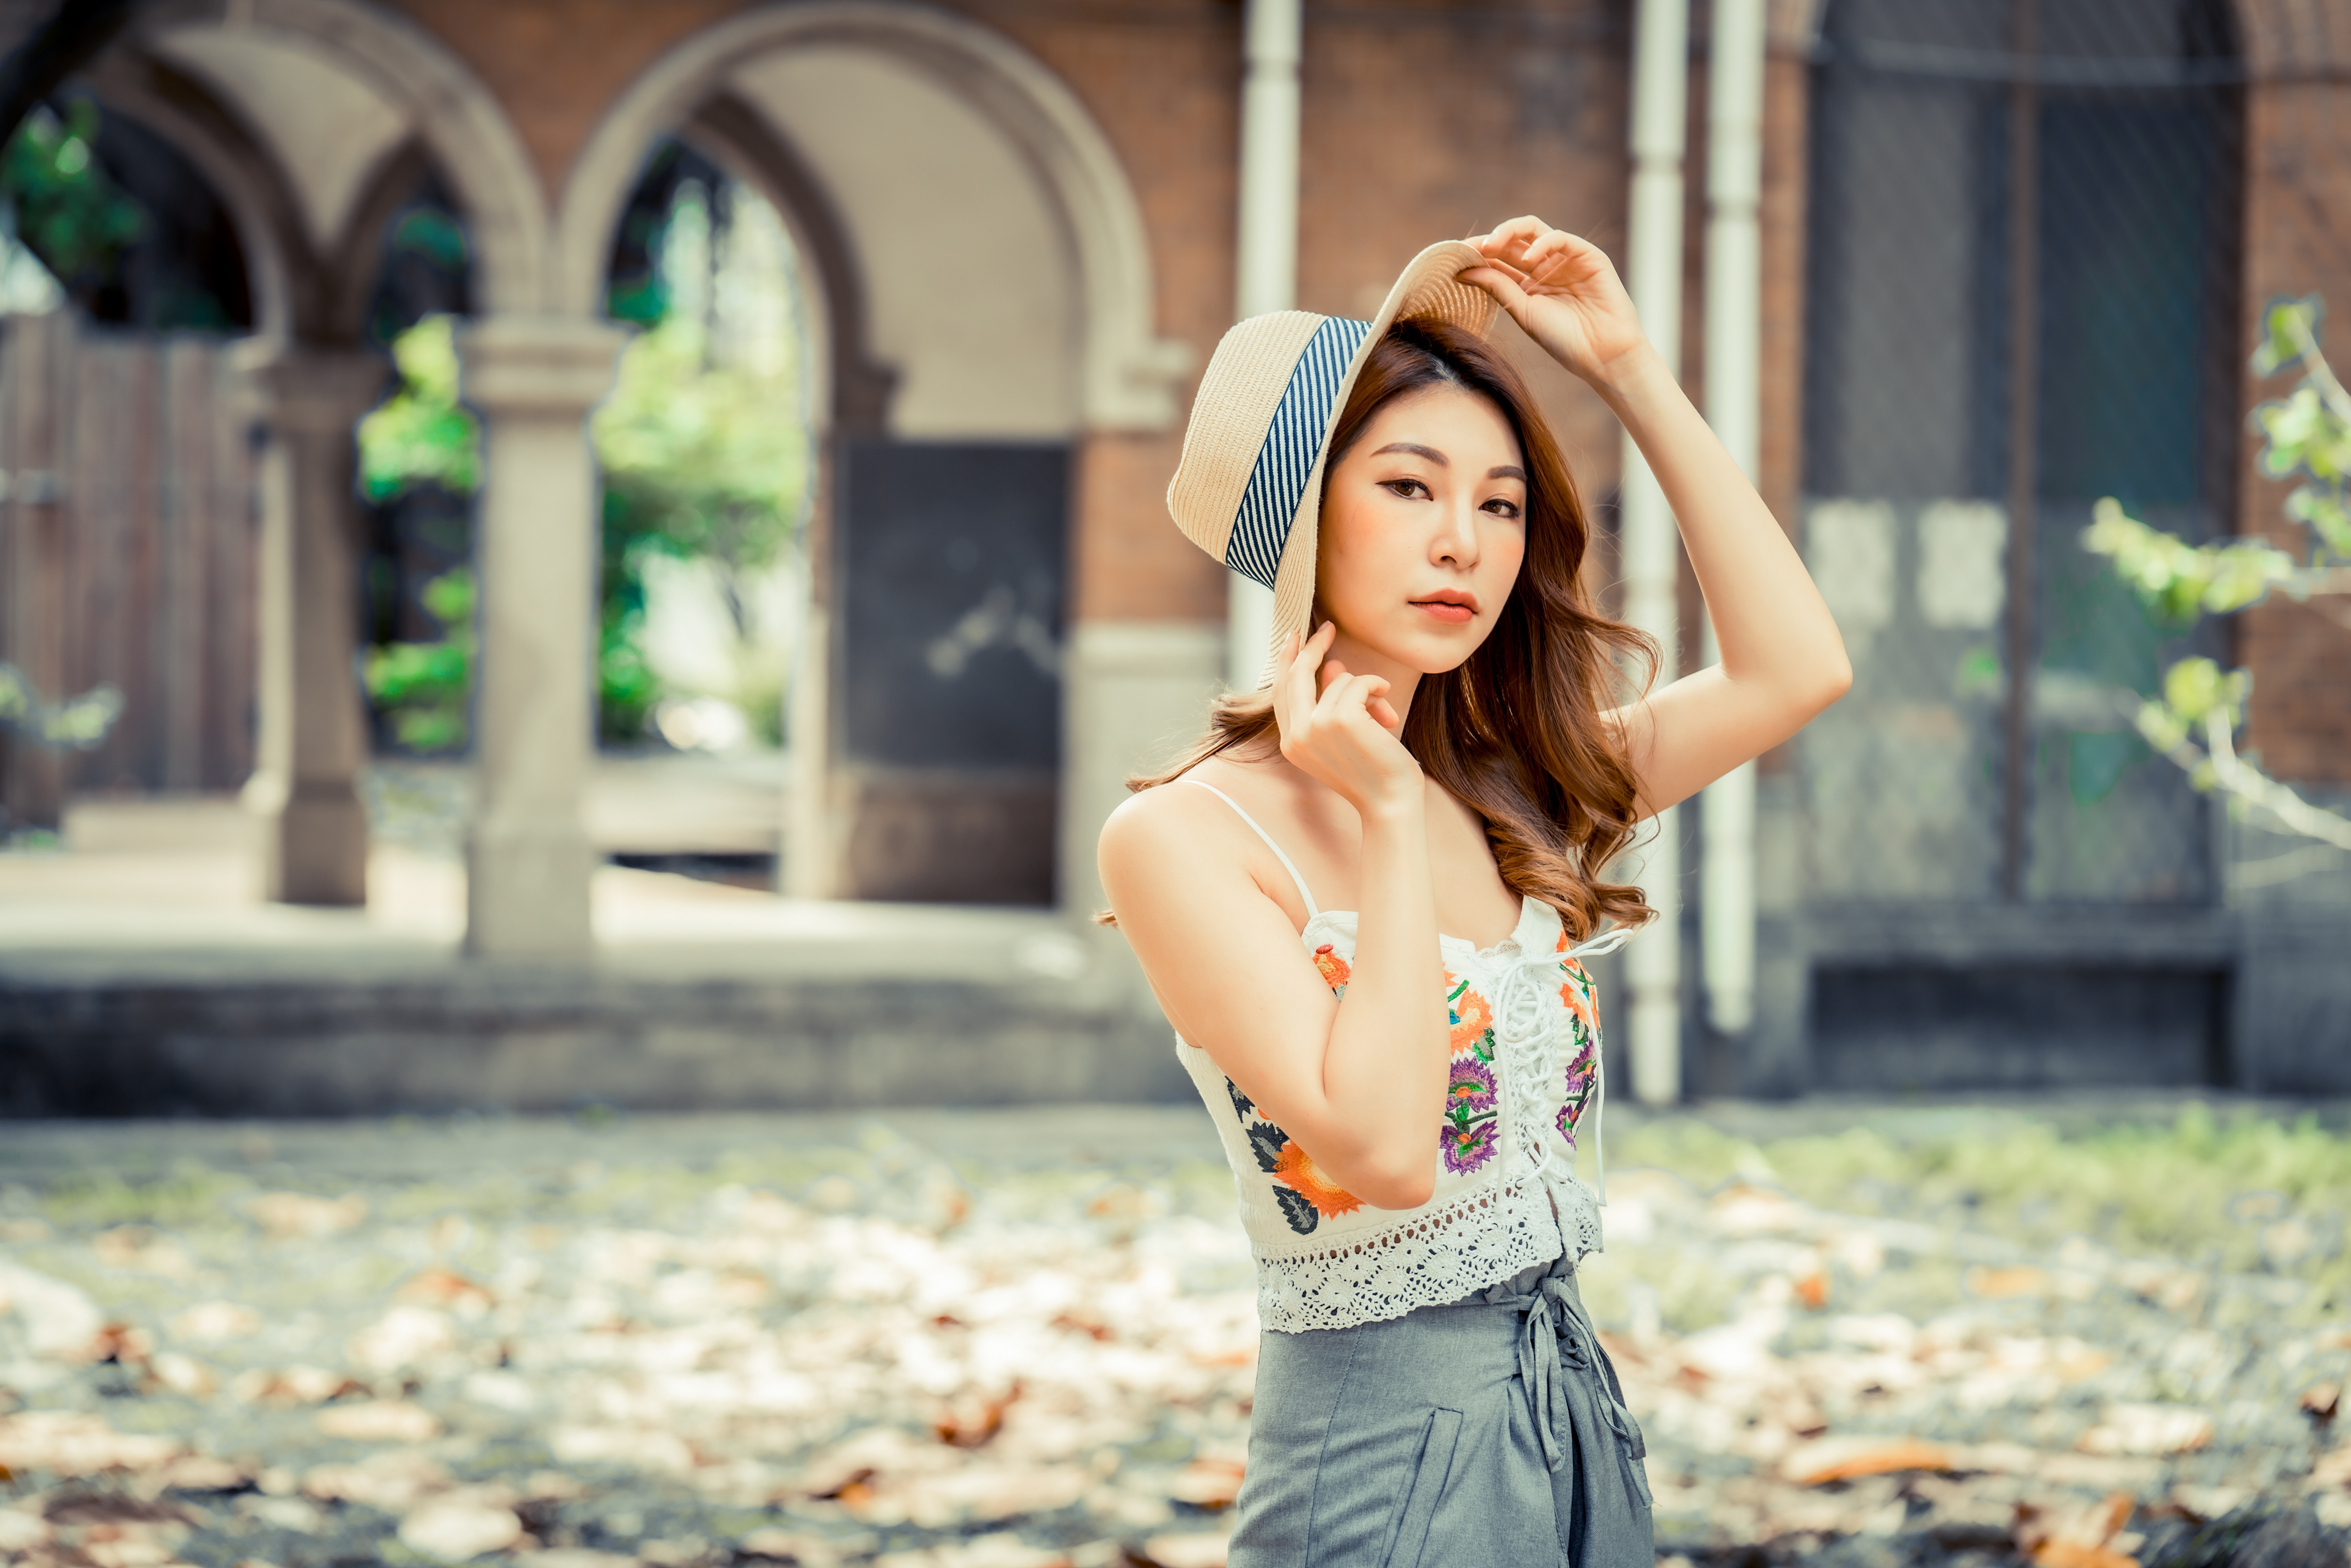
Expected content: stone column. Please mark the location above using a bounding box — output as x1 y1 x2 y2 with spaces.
234 342 388 907
457 315 626 958
1059 621 1222 915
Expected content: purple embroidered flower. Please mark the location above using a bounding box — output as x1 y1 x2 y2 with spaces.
1446 1057 1497 1111
1441 1118 1500 1174
1558 1067 1595 1149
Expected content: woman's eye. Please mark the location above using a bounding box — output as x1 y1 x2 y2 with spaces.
1382 478 1430 499
1484 498 1522 519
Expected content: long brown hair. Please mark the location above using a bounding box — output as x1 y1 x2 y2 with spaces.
1127 317 1657 942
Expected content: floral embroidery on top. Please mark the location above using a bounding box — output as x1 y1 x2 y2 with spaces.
1554 930 1602 1150
1441 1054 1500 1174
1446 971 1496 1060
1226 1075 1362 1235
1312 943 1351 994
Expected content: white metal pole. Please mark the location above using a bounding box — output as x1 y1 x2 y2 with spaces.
1700 0 1765 1036
1227 0 1303 690
1621 0 1691 1106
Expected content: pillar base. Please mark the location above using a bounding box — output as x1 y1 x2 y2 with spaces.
466 820 594 958
247 774 367 906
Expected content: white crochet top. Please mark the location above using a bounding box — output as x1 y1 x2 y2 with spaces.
1173 781 1627 1335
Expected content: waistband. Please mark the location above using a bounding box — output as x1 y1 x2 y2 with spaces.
1473 1253 1651 1502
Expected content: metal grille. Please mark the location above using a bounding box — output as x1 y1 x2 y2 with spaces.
1800 0 2247 907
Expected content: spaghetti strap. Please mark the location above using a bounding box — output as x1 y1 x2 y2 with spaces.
1179 778 1320 919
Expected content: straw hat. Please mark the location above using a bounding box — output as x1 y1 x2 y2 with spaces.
1167 240 1502 687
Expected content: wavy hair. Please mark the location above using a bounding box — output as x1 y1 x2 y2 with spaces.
1124 317 1657 942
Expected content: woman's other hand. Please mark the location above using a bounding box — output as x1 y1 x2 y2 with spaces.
1461 217 1649 387
1273 623 1420 821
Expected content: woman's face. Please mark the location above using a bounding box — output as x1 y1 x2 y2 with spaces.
1315 383 1528 677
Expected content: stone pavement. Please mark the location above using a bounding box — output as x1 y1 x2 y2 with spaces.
3 1103 2350 1568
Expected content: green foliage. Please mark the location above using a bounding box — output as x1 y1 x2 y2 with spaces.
597 592 660 745
592 311 804 746
2081 499 2299 624
0 103 143 285
352 180 808 752
593 314 803 574
0 662 121 750
356 315 481 503
2081 296 2351 839
362 568 474 754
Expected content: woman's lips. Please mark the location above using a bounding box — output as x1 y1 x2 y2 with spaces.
1412 600 1475 624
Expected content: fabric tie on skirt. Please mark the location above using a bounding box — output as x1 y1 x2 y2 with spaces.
1495 1260 1652 1508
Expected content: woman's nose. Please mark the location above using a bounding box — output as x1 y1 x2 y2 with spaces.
1433 500 1481 566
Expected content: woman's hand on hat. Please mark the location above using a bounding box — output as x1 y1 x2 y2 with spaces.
1463 217 1649 387
1274 623 1421 819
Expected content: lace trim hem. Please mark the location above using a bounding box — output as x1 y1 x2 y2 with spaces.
1253 1175 1567 1334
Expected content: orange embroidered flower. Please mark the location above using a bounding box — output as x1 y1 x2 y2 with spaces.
1312 943 1352 992
1554 933 1601 1030
1446 971 1495 1058
1272 1141 1364 1218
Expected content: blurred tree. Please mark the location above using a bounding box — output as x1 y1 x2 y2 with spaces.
0 102 141 290
593 164 807 748
0 100 250 330
352 166 808 754
355 315 480 754
2085 297 2351 850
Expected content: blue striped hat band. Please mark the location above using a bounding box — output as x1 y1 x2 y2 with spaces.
1222 316 1373 589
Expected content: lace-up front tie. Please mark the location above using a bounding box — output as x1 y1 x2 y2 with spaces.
1490 1257 1652 1506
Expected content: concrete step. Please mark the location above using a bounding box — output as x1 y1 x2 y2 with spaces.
0 835 1183 1117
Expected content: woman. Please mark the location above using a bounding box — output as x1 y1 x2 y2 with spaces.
1097 219 1850 1567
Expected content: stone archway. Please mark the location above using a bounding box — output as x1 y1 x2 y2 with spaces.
552 1 1186 433
555 2 1190 907
124 0 548 318
75 0 584 927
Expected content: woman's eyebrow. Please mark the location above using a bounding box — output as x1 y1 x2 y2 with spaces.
1371 442 1448 465
1488 464 1527 482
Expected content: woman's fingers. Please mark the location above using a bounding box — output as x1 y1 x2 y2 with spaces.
1277 624 1334 745
1478 214 1551 257
1459 264 1534 321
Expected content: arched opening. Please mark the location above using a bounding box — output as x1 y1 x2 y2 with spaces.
587 136 814 889
561 9 1164 908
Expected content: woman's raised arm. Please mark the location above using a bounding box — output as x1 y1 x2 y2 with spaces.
1464 217 1852 818
1097 626 1450 1210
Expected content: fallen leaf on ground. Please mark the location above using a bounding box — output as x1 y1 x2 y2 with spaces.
248 1192 368 1240
2078 1404 2212 1457
737 1527 845 1566
1168 1458 1246 1509
348 1304 457 1372
315 1400 441 1442
1967 1266 2050 1300
0 1262 104 1359
397 1267 495 1316
305 1449 454 1510
395 1489 522 1560
1783 1435 1953 1485
228 1365 364 1406
1140 1533 1230 1568
2016 1491 2139 1568
169 1301 262 1342
0 1412 184 1476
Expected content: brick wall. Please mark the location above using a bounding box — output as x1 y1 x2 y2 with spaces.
368 0 2351 801
2234 11 2351 784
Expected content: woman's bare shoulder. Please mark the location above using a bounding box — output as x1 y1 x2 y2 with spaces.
1098 759 1279 892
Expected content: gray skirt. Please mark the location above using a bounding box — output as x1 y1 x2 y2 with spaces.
1227 1253 1653 1568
